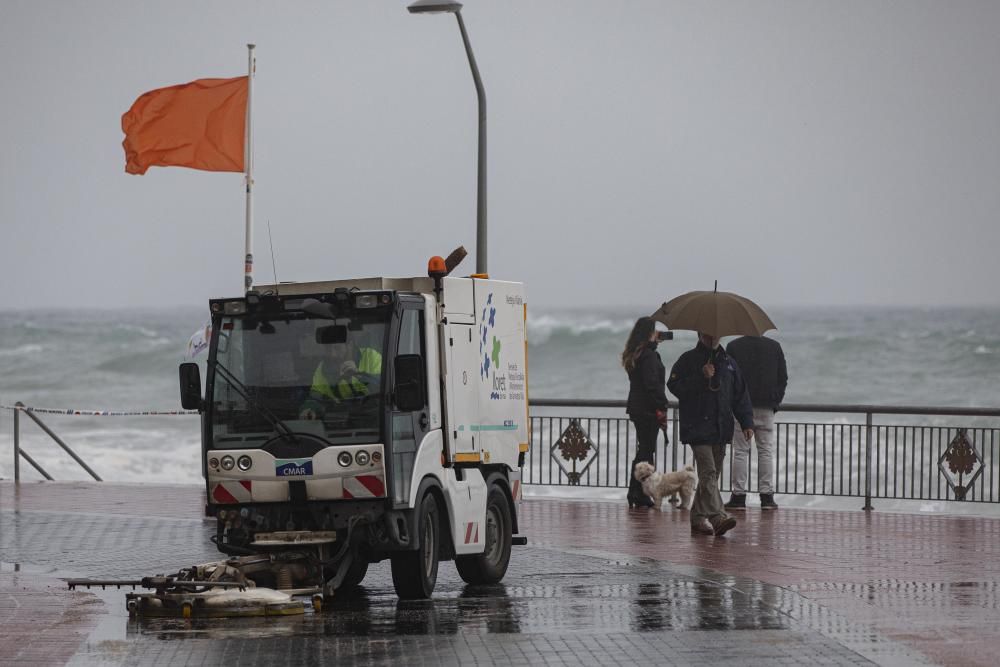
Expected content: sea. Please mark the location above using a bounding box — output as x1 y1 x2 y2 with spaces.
2 305 999 500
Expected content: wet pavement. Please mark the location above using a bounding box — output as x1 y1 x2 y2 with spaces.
2 482 998 665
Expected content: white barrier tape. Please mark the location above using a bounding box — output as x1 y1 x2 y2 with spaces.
1 405 197 416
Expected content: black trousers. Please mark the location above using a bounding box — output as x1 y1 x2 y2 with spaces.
628 413 660 502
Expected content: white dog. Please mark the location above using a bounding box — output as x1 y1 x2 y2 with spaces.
633 462 697 511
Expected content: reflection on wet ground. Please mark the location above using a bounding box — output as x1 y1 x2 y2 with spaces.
59 544 924 666
4 493 976 665
82 551 884 666
128 574 790 642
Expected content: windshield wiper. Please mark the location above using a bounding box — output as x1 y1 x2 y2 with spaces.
212 360 297 440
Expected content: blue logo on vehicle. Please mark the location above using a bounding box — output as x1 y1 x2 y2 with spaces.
275 458 313 477
479 292 500 385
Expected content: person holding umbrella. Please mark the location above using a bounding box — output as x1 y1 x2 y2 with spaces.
654 285 771 536
622 316 669 508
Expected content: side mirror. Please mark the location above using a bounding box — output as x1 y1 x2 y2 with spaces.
179 362 203 411
394 354 425 412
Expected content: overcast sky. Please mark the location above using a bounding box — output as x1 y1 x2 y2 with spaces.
2 1 999 311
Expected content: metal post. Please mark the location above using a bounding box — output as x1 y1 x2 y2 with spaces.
455 12 487 275
13 403 20 483
244 43 256 293
863 411 873 510
670 405 679 472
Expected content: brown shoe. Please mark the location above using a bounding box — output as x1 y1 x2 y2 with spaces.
712 516 737 536
691 519 714 535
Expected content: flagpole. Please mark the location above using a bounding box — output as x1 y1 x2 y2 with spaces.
244 43 256 293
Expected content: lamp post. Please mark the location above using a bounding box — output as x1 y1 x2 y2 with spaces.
408 0 488 275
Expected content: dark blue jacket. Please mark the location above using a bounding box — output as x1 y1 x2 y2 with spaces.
667 342 754 446
725 336 787 411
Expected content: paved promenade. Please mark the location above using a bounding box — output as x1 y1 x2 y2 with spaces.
1 482 998 666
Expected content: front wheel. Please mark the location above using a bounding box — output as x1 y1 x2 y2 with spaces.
455 485 512 585
391 493 440 599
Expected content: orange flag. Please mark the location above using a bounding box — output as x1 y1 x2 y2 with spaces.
121 76 248 175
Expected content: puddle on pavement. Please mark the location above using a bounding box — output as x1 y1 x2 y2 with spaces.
69 564 797 646
5 554 934 666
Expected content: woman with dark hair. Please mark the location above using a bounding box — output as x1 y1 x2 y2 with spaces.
622 316 669 508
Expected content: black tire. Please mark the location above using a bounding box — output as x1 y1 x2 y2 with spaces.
338 555 369 590
455 485 512 585
391 493 440 599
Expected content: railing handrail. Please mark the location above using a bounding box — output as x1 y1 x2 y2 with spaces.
528 398 1000 418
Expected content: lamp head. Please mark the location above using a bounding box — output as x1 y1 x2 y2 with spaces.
408 0 462 14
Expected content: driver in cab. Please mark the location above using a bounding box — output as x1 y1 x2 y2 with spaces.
300 339 382 420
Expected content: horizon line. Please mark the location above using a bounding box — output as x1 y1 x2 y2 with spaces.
2 301 1000 312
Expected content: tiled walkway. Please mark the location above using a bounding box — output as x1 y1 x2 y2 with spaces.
2 481 997 665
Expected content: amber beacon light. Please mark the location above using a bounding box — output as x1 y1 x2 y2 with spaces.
428 256 448 279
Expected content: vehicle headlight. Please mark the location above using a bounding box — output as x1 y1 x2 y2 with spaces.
355 450 371 466
371 451 382 464
237 455 253 471
337 451 353 467
208 457 219 469
221 455 235 471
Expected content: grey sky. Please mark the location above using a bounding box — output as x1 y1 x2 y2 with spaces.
2 1 998 311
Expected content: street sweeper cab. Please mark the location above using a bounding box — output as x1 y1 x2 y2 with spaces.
179 254 528 600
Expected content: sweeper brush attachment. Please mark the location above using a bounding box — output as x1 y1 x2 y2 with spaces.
67 562 306 619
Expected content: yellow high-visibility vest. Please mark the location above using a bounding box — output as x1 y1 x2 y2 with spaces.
310 347 383 402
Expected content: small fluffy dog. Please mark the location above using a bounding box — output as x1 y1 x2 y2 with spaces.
633 462 697 511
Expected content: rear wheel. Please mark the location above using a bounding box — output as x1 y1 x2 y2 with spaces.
455 485 512 585
391 493 440 599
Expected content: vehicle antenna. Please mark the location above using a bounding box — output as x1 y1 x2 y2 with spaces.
267 220 280 296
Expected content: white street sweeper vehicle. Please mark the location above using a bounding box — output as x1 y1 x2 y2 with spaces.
178 253 529 601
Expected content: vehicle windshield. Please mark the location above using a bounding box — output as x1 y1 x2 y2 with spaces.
209 309 388 449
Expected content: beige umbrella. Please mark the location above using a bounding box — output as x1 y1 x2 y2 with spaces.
651 283 776 338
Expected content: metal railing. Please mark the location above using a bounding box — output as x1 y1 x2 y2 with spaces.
9 402 103 482
526 399 1000 509
7 397 1000 511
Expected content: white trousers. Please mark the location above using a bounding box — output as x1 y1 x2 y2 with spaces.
731 408 776 494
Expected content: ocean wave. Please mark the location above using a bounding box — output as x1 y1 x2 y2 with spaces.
94 350 183 374
0 344 44 357
113 324 161 338
4 305 1000 484
529 314 635 344
897 330 931 340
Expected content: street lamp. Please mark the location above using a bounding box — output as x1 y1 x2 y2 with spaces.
408 0 488 275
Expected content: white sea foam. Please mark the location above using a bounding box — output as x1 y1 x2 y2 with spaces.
897 330 931 340
529 314 634 344
0 344 44 357
114 324 160 338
